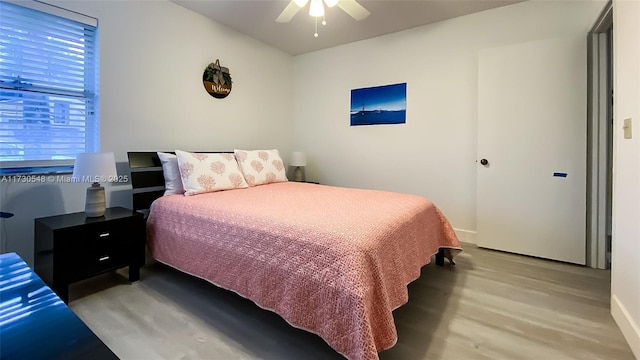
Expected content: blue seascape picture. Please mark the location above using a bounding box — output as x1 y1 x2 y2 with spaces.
350 83 406 126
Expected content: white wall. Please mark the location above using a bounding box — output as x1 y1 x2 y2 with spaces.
293 0 604 239
0 0 294 265
611 0 640 357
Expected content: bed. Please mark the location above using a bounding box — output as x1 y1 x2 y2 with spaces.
128 151 461 360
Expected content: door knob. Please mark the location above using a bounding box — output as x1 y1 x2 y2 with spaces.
480 159 489 166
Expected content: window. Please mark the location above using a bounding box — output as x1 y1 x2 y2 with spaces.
0 1 98 173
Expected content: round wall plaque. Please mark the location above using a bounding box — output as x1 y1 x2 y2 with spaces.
202 59 232 98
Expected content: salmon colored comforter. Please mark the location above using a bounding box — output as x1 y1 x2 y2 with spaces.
147 182 461 360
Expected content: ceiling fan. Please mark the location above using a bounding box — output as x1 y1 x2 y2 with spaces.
276 0 371 24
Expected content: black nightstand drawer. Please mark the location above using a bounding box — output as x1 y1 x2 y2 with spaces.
34 207 145 303
62 232 131 283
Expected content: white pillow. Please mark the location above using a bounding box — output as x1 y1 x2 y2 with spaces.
175 150 248 196
157 152 184 196
233 149 288 186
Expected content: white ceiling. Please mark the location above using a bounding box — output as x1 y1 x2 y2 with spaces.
172 0 525 56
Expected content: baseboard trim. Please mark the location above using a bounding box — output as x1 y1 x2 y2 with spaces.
612 294 640 359
454 228 477 245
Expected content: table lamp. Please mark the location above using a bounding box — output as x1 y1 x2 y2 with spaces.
72 152 117 217
290 152 307 182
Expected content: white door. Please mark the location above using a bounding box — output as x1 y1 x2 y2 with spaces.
477 37 586 265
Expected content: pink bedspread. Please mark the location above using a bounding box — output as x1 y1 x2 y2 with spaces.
147 182 461 360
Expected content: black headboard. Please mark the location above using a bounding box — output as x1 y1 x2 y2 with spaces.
127 151 232 212
127 152 168 212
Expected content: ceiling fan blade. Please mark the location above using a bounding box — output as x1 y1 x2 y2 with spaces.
276 1 302 23
337 0 370 21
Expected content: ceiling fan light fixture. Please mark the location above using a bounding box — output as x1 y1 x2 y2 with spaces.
309 0 325 17
324 0 339 8
275 0 369 37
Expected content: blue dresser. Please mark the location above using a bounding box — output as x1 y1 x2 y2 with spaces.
0 252 118 359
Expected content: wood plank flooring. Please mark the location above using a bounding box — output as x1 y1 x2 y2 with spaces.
68 243 636 360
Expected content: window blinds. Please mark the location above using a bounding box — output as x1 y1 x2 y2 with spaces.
0 1 98 167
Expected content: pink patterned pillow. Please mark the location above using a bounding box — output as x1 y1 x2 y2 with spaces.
175 150 248 196
234 149 288 186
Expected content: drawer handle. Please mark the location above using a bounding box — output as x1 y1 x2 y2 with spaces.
99 232 110 238
99 256 110 262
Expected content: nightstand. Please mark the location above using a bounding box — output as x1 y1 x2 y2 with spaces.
34 207 145 303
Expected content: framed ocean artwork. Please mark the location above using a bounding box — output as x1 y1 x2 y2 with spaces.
350 83 406 126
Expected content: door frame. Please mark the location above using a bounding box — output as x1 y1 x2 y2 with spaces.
586 0 613 269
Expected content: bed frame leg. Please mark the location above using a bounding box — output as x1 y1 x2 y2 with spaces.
435 248 445 266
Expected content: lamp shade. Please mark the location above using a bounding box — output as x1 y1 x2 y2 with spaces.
324 0 338 7
309 0 324 17
290 152 307 167
72 152 117 184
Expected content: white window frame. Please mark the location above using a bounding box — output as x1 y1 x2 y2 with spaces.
0 0 99 174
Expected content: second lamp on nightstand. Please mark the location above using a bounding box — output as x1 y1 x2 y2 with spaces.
291 151 307 182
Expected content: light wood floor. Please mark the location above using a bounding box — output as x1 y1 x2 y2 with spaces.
69 243 636 360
